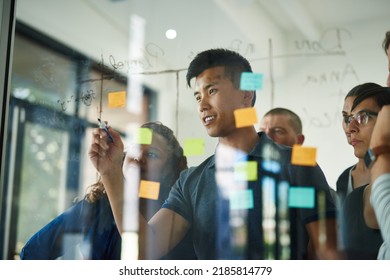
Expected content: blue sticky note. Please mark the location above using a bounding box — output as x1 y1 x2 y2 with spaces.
240 72 263 90
229 189 254 210
288 186 315 208
262 160 281 173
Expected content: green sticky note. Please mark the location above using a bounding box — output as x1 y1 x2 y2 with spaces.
134 128 152 144
234 161 258 181
240 72 263 90
229 189 254 210
288 186 315 208
183 138 205 156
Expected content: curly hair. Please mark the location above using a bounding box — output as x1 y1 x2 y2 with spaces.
85 121 187 203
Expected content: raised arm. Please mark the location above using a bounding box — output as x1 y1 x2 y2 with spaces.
88 125 125 232
88 126 190 259
365 105 390 229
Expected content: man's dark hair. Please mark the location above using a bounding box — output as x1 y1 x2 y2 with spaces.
186 48 256 106
383 31 390 55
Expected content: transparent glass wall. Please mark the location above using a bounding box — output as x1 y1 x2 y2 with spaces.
1 0 389 260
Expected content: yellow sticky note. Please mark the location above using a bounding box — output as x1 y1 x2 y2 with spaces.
291 145 317 166
139 180 160 200
234 161 258 181
183 138 205 156
234 107 258 128
108 91 126 108
134 128 152 144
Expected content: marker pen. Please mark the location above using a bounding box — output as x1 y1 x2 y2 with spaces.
97 118 114 143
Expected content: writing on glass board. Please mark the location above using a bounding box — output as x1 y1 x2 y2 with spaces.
303 63 359 86
294 28 352 53
99 42 165 75
57 89 97 112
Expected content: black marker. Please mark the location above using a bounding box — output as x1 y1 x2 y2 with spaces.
98 118 114 143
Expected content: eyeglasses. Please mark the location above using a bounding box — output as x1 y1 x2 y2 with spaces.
343 110 378 126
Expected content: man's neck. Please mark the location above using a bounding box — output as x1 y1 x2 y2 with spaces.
218 126 259 154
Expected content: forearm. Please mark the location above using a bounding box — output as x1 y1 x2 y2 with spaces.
139 209 190 260
306 218 342 259
365 155 390 229
101 168 125 233
371 154 390 182
371 173 390 246
363 184 379 229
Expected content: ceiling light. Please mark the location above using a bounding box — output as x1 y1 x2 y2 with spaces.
165 29 177 39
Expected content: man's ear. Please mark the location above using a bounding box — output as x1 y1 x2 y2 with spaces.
297 134 305 145
243 90 254 106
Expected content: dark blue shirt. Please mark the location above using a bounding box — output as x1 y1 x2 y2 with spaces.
20 196 121 260
20 195 196 260
163 132 336 259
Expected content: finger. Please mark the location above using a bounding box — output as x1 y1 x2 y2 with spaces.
105 126 121 141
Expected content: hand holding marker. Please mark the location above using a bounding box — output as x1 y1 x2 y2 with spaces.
98 118 114 143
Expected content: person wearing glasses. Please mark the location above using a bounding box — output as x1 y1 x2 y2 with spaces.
20 122 196 260
337 83 390 259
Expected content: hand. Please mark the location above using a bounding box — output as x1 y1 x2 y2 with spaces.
88 125 124 176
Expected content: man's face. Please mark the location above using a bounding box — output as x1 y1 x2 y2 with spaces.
259 114 302 147
194 66 250 138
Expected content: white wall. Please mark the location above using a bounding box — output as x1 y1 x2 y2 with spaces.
276 19 389 188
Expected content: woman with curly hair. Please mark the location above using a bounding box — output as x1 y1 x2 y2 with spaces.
20 122 195 260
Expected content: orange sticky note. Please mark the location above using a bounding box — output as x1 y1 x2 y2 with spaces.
234 107 258 128
291 145 317 166
138 180 160 200
108 91 126 108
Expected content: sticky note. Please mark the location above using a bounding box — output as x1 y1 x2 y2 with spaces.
234 161 258 181
291 145 317 166
138 180 160 200
234 107 258 128
134 128 152 144
262 160 281 173
240 72 263 90
229 189 254 210
183 138 205 156
108 91 126 108
288 186 315 208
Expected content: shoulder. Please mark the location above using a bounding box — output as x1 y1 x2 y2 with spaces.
255 132 292 160
181 155 215 177
337 165 354 184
